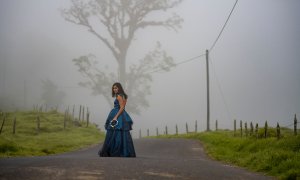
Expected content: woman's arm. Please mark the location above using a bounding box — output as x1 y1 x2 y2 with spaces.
112 95 126 121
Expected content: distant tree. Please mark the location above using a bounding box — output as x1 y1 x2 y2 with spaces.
61 0 183 114
41 79 66 108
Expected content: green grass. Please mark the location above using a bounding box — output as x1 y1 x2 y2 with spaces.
155 129 300 180
0 111 104 157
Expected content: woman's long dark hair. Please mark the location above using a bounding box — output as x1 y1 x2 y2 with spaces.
112 82 128 99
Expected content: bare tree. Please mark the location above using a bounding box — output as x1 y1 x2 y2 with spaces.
61 0 183 114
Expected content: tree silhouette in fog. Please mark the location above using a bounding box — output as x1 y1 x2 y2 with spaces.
61 0 183 114
41 79 66 109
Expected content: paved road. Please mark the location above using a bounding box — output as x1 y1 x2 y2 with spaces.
0 138 275 180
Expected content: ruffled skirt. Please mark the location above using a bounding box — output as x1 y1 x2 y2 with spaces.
99 129 136 157
105 108 133 131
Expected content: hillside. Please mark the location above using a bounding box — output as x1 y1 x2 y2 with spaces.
0 110 104 157
155 129 300 179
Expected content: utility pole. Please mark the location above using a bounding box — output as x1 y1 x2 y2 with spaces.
206 49 210 131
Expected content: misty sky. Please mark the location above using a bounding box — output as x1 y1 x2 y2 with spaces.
0 0 299 137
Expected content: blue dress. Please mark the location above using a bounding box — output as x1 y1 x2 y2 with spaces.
98 95 136 157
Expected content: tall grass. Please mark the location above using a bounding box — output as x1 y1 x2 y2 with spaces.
0 111 104 157
156 129 300 179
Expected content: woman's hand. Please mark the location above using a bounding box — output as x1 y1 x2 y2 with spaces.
110 118 118 127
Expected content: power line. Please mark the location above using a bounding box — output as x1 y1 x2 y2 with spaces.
205 0 239 122
281 122 296 128
60 86 81 89
147 53 206 74
209 57 233 120
175 53 206 66
147 0 239 74
209 0 238 52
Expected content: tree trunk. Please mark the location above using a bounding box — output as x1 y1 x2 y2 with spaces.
117 47 128 86
119 59 126 85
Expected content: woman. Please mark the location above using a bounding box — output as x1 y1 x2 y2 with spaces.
98 82 136 157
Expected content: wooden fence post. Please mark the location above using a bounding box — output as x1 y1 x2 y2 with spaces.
86 112 90 127
82 106 85 121
276 122 280 140
156 127 158 136
215 119 218 131
165 126 168 135
0 114 6 134
72 105 75 120
240 120 243 137
79 105 82 121
147 129 149 136
13 117 16 134
186 122 189 134
175 124 178 135
64 110 67 129
37 116 40 134
250 122 253 136
195 120 197 133
139 129 142 139
255 123 259 139
294 114 297 136
68 108 72 124
245 122 248 137
234 119 236 136
264 121 268 138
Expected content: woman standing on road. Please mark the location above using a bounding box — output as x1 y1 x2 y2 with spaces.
98 82 136 157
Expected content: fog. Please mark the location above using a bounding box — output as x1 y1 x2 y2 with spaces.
1 0 299 138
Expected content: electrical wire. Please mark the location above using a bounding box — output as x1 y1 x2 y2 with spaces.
205 0 239 121
209 0 238 52
147 53 206 74
209 56 233 120
147 0 239 74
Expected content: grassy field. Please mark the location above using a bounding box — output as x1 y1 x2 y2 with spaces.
0 110 104 157
155 129 300 180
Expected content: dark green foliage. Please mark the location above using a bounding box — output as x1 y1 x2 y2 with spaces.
0 143 18 153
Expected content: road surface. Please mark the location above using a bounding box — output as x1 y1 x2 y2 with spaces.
0 138 274 180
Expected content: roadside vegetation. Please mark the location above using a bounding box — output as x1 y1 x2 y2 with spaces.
155 129 300 179
0 111 104 157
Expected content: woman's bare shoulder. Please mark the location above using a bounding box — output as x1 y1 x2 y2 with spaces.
117 94 125 100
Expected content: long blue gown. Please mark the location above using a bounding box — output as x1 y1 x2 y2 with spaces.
98 95 136 157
